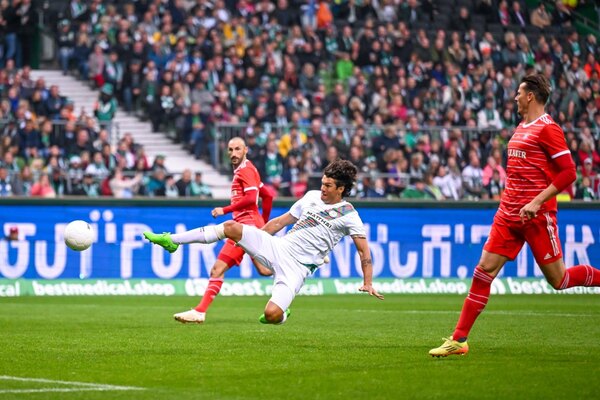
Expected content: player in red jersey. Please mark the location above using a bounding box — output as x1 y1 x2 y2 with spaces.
150 137 274 324
430 74 600 357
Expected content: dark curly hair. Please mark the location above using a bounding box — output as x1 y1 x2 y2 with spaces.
521 73 551 104
323 159 358 198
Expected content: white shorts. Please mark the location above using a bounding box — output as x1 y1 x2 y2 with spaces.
237 226 311 309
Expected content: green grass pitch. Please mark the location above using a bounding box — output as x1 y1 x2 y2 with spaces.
1 294 600 399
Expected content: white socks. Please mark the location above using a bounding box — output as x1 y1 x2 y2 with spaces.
170 223 226 244
277 312 288 325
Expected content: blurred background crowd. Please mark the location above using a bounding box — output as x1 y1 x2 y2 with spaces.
0 0 599 201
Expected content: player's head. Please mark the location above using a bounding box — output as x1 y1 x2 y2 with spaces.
227 137 247 168
516 73 551 116
321 159 358 203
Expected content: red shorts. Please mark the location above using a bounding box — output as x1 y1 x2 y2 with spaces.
483 212 563 265
217 215 264 268
217 239 246 268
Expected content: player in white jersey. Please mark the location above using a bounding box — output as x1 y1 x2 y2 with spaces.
145 159 384 324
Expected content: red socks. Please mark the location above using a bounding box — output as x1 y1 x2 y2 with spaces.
451 264 600 341
194 278 224 313
453 266 494 340
558 265 600 289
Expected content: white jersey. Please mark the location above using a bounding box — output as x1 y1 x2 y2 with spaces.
280 190 366 266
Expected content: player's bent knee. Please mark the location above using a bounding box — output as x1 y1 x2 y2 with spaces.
264 303 284 323
548 275 564 290
223 221 243 240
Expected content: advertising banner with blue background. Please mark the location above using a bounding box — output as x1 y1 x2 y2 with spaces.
1 203 599 281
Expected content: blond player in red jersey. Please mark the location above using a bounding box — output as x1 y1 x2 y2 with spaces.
430 73 600 357
144 137 274 324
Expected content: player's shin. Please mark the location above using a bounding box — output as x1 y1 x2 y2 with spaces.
453 266 494 340
171 223 226 244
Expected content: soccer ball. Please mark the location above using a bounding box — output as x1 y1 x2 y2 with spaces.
64 220 94 251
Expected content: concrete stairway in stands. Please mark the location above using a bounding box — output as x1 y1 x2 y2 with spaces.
30 69 230 198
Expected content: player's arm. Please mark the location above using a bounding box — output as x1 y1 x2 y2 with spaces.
212 189 257 217
258 184 274 221
262 212 298 235
352 235 384 300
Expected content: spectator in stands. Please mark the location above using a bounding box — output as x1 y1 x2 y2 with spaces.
575 176 595 201
175 169 192 197
164 174 179 198
530 2 552 28
151 154 167 173
3 0 19 67
72 33 91 80
482 155 507 187
0 165 14 196
264 139 283 189
462 151 485 200
14 165 32 196
85 151 109 179
94 83 117 130
88 44 105 88
279 125 306 159
109 168 143 199
401 177 435 199
45 85 65 120
510 1 528 28
185 102 207 160
30 173 56 198
485 168 505 200
190 172 212 198
552 0 573 27
122 59 143 114
14 0 32 64
477 97 503 129
57 20 75 75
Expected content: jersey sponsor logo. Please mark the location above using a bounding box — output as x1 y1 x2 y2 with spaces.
508 148 526 159
289 211 333 233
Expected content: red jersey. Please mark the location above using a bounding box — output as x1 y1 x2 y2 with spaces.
223 159 264 226
497 113 570 222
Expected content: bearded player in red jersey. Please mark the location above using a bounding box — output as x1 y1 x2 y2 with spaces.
430 74 600 357
145 137 273 324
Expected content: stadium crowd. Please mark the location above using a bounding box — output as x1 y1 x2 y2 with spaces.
0 0 599 201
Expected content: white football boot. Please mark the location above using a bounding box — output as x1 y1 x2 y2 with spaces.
174 309 205 324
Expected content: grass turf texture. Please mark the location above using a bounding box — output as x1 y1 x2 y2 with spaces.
1 294 599 399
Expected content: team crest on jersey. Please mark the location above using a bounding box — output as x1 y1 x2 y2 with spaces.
319 204 355 220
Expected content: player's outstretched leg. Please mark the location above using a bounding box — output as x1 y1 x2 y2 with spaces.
143 232 179 253
429 337 469 357
144 224 228 253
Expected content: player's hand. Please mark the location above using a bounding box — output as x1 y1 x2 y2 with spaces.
519 201 541 223
211 207 224 218
359 284 384 300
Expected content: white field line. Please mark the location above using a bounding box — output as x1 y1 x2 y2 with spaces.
0 388 130 394
0 375 145 393
353 310 600 318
